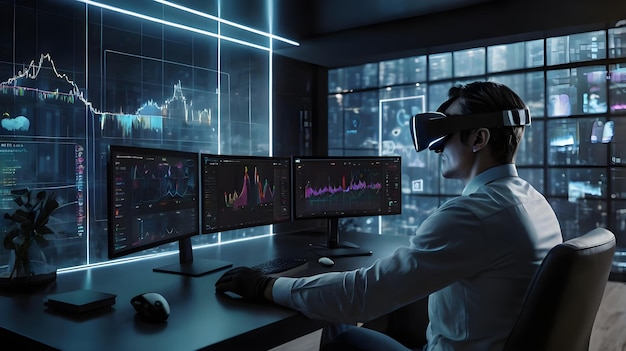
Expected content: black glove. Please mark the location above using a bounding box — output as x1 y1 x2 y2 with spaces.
215 267 273 303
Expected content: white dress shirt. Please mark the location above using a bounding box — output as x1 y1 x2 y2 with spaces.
272 164 563 351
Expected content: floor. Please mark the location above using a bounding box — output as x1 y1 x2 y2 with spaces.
270 281 626 351
589 281 626 351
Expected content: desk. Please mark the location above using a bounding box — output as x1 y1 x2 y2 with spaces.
0 231 409 351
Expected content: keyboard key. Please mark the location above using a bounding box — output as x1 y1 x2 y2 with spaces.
252 257 307 275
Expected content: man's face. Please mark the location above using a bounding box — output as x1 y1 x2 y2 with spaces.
439 100 475 180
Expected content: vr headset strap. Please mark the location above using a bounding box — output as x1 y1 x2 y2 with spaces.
426 109 531 136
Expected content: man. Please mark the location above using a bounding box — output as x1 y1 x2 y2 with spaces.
215 81 563 351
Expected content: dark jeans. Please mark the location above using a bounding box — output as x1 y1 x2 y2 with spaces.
320 297 429 351
320 326 414 351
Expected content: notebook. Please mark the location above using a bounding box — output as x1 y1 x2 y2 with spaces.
44 289 117 314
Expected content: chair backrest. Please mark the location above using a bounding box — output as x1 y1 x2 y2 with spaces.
503 227 616 351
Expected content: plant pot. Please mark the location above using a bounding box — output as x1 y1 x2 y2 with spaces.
0 236 57 291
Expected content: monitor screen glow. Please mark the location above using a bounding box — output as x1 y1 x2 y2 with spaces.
108 145 231 276
108 145 199 259
201 154 292 234
292 156 402 257
292 156 402 219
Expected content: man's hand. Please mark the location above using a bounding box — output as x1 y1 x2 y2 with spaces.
215 267 273 302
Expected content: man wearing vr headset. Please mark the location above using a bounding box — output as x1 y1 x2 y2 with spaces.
215 81 563 351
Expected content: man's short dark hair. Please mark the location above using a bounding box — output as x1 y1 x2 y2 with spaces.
437 81 527 163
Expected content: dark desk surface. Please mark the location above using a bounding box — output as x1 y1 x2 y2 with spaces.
0 231 409 351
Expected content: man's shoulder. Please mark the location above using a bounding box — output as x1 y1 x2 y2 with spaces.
440 180 544 219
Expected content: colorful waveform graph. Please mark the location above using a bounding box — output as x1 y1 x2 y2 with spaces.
224 166 275 210
161 161 192 198
131 160 194 205
304 174 382 199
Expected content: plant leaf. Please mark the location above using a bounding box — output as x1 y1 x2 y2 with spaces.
13 196 25 207
2 229 20 250
10 188 30 196
34 235 49 248
20 222 34 235
3 189 59 252
36 196 59 226
5 209 31 224
35 225 54 236
36 191 46 201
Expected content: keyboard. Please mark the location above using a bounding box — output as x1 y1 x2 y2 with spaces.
252 257 307 275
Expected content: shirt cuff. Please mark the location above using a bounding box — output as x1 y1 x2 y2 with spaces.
271 277 297 306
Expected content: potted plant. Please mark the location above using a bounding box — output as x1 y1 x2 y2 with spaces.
1 188 58 289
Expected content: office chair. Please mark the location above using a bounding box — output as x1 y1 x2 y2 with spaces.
503 227 616 351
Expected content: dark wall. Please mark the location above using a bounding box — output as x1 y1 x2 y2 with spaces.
272 55 328 157
272 55 329 234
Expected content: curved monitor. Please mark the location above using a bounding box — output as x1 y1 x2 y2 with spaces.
108 145 231 276
292 156 402 257
201 154 292 234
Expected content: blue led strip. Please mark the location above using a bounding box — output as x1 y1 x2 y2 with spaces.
153 0 299 47
75 0 299 51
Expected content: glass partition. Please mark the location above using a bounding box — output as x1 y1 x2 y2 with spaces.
609 27 626 58
547 30 607 65
453 48 485 78
0 0 278 269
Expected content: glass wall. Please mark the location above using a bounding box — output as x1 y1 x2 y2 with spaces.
0 0 280 270
328 28 626 275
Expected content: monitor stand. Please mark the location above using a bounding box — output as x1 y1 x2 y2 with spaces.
312 218 373 258
153 237 232 277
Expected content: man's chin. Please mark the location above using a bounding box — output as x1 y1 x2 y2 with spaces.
441 170 459 179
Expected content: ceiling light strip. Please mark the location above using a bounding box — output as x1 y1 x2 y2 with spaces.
76 0 270 52
154 0 299 47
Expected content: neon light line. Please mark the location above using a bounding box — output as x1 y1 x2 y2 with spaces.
153 0 299 46
75 0 270 52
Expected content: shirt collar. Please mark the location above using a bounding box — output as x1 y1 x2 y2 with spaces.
462 164 518 196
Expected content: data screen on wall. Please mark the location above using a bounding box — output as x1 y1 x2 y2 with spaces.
0 141 84 243
0 53 87 243
201 154 292 233
108 145 199 259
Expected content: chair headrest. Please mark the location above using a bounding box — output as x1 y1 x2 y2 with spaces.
560 227 616 254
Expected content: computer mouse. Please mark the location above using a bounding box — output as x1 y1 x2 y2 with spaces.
318 256 335 267
131 292 170 323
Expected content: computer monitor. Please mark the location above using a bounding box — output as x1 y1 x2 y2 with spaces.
200 154 292 233
292 156 402 257
108 145 231 276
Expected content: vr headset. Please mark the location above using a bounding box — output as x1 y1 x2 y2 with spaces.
410 108 531 152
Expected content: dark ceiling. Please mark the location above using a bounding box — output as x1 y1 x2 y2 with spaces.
269 0 504 67
272 0 496 40
269 0 625 68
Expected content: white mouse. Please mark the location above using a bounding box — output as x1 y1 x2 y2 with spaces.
318 256 335 267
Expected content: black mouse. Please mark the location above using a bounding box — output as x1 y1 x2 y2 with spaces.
131 292 170 323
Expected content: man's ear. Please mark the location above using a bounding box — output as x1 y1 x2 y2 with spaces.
472 128 490 153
